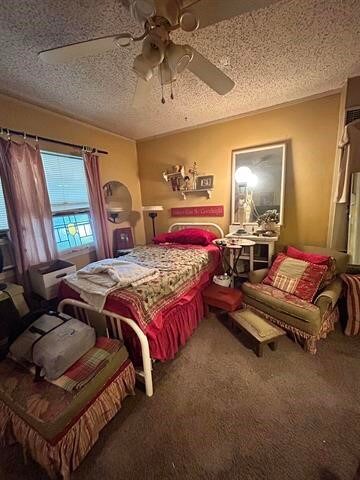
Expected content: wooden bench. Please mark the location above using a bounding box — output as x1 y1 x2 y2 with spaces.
229 308 286 357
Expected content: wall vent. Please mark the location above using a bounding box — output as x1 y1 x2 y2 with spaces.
345 106 360 125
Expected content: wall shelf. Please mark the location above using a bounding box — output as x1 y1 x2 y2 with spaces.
181 188 213 200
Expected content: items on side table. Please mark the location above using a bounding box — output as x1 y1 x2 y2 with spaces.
227 225 278 270
229 308 286 357
213 237 255 285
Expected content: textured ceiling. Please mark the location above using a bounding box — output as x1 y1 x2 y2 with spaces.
0 0 360 140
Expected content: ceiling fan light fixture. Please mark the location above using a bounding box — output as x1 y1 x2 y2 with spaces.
142 34 165 67
129 0 156 24
179 11 199 32
133 54 153 81
166 43 193 74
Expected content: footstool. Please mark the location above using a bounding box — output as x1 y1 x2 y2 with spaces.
203 284 243 313
229 308 286 357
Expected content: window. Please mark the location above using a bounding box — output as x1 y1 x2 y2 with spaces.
0 179 8 231
42 151 94 252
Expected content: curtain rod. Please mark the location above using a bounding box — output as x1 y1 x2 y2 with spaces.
0 127 108 155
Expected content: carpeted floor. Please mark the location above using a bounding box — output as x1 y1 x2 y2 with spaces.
1 314 360 480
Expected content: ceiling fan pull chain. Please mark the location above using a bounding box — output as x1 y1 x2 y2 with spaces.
160 65 166 104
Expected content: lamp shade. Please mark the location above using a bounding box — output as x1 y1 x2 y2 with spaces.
166 43 193 74
142 34 165 68
133 54 153 82
142 205 164 212
130 0 155 24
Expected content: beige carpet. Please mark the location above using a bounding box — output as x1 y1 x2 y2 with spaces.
1 314 360 480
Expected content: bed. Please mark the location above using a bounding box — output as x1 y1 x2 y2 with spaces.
58 222 223 397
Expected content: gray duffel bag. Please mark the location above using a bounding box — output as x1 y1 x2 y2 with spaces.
10 312 96 381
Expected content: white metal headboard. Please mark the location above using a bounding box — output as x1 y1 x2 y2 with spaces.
168 222 224 238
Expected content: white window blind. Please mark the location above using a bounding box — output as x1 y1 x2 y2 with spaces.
0 179 8 230
42 151 90 213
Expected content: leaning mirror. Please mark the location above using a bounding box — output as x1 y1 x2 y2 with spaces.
231 143 286 226
103 181 132 224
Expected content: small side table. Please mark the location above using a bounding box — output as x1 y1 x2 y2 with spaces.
213 238 255 286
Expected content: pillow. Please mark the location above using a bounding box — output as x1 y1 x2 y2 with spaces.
153 228 217 246
286 246 336 288
286 246 330 265
263 253 327 302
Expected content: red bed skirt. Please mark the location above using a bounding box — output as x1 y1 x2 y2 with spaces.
121 281 205 364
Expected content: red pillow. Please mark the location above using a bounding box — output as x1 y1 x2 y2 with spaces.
153 228 217 246
286 246 330 265
263 253 327 302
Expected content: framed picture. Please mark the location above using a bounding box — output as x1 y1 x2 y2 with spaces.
196 175 214 190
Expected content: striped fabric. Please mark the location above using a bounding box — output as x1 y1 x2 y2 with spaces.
51 337 122 393
263 253 327 302
341 274 360 336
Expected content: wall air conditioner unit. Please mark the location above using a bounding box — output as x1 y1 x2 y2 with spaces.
345 106 360 125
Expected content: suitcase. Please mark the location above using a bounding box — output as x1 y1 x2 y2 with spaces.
10 312 96 381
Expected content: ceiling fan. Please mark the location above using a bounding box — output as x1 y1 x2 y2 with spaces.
38 0 276 105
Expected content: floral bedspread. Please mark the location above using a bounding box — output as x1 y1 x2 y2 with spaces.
107 245 217 331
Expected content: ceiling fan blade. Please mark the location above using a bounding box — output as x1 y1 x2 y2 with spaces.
180 0 202 7
39 34 131 64
184 0 279 29
186 47 234 95
132 77 154 109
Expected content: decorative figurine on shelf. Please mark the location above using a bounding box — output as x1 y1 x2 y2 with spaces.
163 165 185 191
256 209 279 237
170 176 179 191
182 175 191 190
189 161 198 190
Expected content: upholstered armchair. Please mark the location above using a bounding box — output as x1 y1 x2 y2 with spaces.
242 246 349 354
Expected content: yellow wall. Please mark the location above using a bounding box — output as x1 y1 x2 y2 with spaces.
137 94 340 248
0 94 146 268
0 92 341 261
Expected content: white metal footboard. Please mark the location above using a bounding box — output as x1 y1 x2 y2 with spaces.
58 298 154 397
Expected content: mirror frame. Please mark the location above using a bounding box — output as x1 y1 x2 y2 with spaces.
103 180 132 224
231 142 286 226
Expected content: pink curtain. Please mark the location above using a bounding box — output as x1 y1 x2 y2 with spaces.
0 138 56 283
83 151 112 259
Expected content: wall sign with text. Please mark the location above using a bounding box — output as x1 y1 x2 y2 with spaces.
171 205 224 217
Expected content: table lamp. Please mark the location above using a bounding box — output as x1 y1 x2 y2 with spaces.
142 206 164 237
